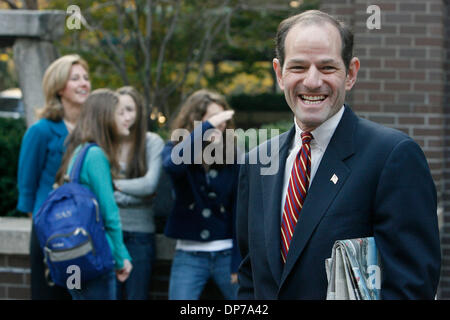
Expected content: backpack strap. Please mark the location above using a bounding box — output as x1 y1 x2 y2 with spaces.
69 143 98 183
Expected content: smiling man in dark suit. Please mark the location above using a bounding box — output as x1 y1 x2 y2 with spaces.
236 10 441 299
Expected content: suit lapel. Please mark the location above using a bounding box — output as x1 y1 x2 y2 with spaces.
261 126 295 285
279 105 357 286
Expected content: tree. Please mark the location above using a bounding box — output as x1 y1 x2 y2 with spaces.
47 0 243 125
0 0 38 9
0 0 38 91
3 0 318 123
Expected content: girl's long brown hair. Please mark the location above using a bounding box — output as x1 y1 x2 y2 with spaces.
170 89 236 166
171 89 234 133
116 86 148 178
55 89 121 185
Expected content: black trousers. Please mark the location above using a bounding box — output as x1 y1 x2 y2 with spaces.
29 224 72 300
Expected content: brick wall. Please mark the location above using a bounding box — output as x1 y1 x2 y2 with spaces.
0 254 30 299
320 0 448 297
322 0 445 193
440 0 450 300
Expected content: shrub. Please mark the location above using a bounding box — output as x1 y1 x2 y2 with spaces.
260 120 292 136
0 117 27 217
235 119 293 153
228 93 289 112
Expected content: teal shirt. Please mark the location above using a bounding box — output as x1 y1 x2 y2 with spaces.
17 119 68 216
67 144 131 269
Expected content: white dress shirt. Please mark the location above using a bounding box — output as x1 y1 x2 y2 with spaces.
280 106 345 219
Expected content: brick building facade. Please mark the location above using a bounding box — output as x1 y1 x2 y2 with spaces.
320 0 449 298
441 0 450 300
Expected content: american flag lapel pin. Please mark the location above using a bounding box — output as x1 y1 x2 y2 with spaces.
330 174 338 185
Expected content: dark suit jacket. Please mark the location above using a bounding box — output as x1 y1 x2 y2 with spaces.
236 105 441 299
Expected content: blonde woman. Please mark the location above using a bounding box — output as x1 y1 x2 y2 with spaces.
16 54 91 299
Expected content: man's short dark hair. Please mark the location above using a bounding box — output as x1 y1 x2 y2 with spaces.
275 10 354 72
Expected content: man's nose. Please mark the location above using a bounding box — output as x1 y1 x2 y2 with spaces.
303 66 322 90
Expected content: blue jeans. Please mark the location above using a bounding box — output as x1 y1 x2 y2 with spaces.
69 270 116 300
169 249 238 300
116 232 155 300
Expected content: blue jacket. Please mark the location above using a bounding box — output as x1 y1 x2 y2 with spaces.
17 119 68 216
162 121 241 272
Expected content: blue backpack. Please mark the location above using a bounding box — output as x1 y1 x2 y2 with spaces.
34 143 114 288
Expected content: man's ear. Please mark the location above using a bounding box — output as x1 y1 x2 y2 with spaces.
273 58 284 91
345 57 360 91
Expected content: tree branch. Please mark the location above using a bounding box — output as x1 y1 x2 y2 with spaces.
1 0 18 9
81 7 130 84
191 0 232 91
154 0 181 96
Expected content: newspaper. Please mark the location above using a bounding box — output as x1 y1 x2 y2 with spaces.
325 237 381 300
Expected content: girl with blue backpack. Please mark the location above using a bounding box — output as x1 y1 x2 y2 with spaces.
55 88 133 299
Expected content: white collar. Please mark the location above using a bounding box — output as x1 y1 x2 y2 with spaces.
294 105 345 152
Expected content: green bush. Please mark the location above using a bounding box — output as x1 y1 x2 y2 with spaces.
0 117 27 217
229 93 289 112
153 125 171 142
235 119 293 153
260 120 292 136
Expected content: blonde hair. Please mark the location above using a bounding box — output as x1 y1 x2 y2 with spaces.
38 54 89 121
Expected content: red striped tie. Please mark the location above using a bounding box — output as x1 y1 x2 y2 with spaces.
281 131 313 263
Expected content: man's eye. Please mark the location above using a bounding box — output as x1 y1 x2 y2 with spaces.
322 66 336 71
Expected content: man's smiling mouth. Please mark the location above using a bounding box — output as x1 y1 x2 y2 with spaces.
299 94 327 105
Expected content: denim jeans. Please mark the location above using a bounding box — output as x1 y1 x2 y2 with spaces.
168 249 238 300
116 231 155 300
69 270 116 300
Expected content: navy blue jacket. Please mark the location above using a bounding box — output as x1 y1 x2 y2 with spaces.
162 121 241 272
237 105 441 299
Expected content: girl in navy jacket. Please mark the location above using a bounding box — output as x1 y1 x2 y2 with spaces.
162 89 241 300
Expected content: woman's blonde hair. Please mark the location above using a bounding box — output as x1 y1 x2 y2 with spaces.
38 54 89 121
55 88 121 186
116 86 148 178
